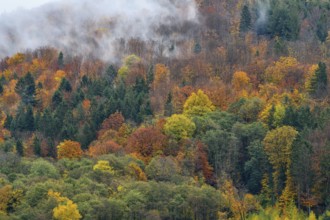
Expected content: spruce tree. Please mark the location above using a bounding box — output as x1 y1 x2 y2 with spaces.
57 51 64 69
25 105 35 131
268 5 300 40
4 115 13 130
16 140 24 156
316 62 327 89
15 72 36 106
316 12 328 43
239 5 252 33
146 65 154 86
33 136 41 156
164 92 173 116
194 43 202 54
59 78 72 92
52 90 63 107
105 65 117 84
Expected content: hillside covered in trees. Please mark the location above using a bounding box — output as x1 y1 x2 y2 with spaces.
0 0 330 219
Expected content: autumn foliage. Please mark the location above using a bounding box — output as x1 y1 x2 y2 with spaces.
98 111 125 138
56 140 83 159
126 127 167 162
48 190 82 220
88 140 122 157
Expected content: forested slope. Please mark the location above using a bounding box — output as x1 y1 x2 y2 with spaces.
0 0 329 219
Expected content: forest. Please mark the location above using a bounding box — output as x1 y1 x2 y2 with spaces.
0 0 329 219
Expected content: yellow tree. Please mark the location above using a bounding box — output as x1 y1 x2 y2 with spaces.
305 64 318 93
164 114 195 140
48 190 81 220
232 71 250 92
222 180 260 220
263 126 298 206
259 103 286 128
150 64 171 115
0 185 23 215
264 57 301 89
183 89 215 117
6 53 25 66
118 54 141 80
93 160 115 174
57 140 83 160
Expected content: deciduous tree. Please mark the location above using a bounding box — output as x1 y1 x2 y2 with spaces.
164 114 195 140
48 190 82 220
56 140 83 160
183 90 215 117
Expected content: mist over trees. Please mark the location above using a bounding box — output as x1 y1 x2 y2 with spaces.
0 0 329 219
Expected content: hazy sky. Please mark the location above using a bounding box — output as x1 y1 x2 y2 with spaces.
0 0 58 14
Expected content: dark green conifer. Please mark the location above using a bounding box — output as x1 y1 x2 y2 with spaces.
239 5 252 33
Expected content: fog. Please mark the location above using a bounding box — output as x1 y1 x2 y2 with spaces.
0 0 200 61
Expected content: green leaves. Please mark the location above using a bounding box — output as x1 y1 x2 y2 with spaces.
164 114 196 140
183 90 215 117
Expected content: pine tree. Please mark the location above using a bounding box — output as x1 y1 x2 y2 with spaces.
316 12 328 43
24 72 36 105
164 92 173 116
4 115 13 130
33 136 41 156
316 62 327 89
59 78 72 92
52 90 63 107
310 62 328 96
25 105 35 131
15 72 36 106
146 65 154 86
15 104 26 131
268 5 300 40
57 52 64 69
239 5 252 33
194 43 202 54
16 140 24 156
105 65 117 84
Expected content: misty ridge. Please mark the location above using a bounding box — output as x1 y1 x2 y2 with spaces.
0 0 200 61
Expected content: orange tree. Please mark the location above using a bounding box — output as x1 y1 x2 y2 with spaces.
56 140 83 159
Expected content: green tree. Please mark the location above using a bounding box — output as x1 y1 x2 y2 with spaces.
263 126 298 200
146 65 154 86
15 72 36 106
268 4 300 40
77 123 95 150
202 129 238 177
30 159 59 178
164 92 173 117
183 90 215 117
239 5 252 33
124 190 146 220
57 52 64 69
194 42 202 54
244 140 269 194
164 114 196 140
52 90 63 107
146 156 179 181
309 62 328 96
24 105 35 131
16 140 24 156
33 136 41 156
316 12 328 43
4 115 13 130
59 78 72 92
105 65 117 84
316 62 328 91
